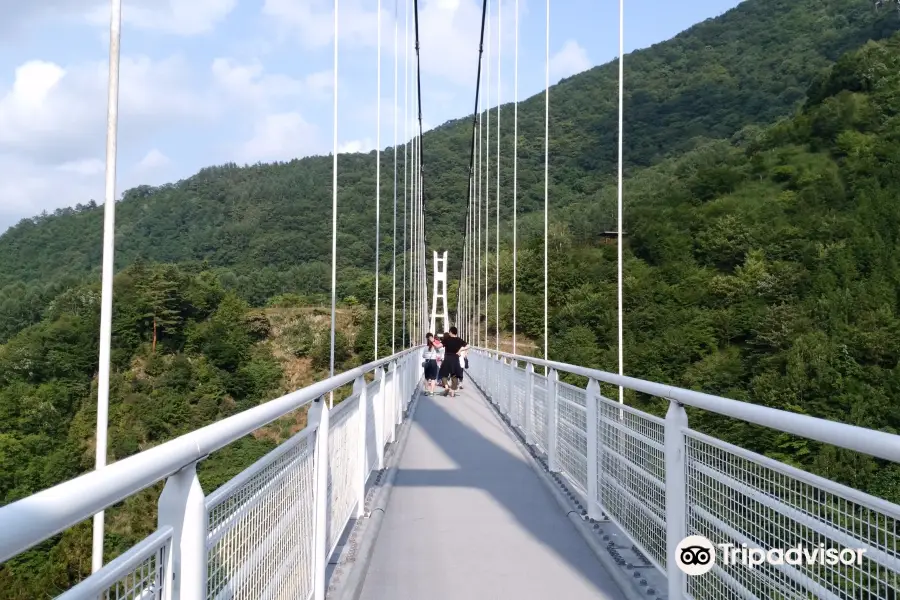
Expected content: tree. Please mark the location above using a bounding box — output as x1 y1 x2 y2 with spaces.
138 266 182 353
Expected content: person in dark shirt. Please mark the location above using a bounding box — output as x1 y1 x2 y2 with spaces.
438 327 469 397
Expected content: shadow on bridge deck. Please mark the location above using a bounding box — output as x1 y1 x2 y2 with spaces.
357 383 628 600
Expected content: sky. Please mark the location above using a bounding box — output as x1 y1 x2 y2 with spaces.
0 0 744 231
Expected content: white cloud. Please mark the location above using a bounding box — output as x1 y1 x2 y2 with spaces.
58 158 106 176
0 52 220 226
0 55 214 167
0 0 238 36
137 149 170 170
263 0 520 88
549 39 591 82
262 0 376 49
212 58 332 107
338 138 375 153
0 155 101 227
117 0 239 36
237 112 321 164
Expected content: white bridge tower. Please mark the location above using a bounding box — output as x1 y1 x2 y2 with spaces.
430 251 449 335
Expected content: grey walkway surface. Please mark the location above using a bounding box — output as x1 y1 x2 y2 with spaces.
358 383 627 600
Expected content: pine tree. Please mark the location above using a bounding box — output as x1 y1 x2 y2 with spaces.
139 266 182 352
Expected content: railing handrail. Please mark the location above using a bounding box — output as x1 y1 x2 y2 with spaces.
0 346 422 564
477 347 900 464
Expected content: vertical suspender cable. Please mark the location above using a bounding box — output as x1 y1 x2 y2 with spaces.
495 0 500 352
329 0 340 407
476 109 481 347
467 180 471 339
543 0 549 371
477 96 482 347
392 0 398 354
412 134 417 340
617 0 625 404
374 0 382 361
413 129 419 337
92 0 122 572
470 175 474 338
412 12 416 344
466 182 470 335
485 0 490 347
412 0 425 339
512 0 518 356
460 0 489 346
460 188 465 332
418 148 424 336
402 0 408 347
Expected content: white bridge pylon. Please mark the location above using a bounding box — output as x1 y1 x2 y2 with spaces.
430 251 449 335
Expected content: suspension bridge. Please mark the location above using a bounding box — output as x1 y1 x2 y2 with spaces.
1 0 899 599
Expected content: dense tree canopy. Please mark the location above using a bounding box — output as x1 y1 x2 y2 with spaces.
0 262 391 597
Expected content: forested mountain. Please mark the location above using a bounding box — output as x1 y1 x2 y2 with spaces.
4 0 900 594
0 263 392 597
1 0 896 342
533 32 900 504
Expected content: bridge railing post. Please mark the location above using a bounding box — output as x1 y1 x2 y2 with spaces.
525 363 535 445
547 368 560 473
353 376 368 517
387 361 398 444
310 396 330 600
411 352 419 405
157 462 207 600
395 359 403 426
374 367 386 469
489 352 497 401
506 360 525 422
506 359 515 425
585 378 603 521
402 354 411 413
665 399 689 600
499 357 509 416
496 353 503 403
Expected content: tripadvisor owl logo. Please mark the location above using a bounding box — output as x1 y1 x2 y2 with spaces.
675 535 867 576
675 535 717 576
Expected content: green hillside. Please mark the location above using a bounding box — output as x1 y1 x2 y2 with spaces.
1 0 896 343
0 262 390 597
535 32 900 501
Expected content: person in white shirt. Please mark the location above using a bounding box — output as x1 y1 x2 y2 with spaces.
422 333 440 395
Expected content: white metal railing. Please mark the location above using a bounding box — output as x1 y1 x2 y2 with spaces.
468 349 900 600
0 346 422 600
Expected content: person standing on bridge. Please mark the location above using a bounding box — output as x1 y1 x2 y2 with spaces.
433 333 444 387
422 334 440 395
438 327 469 397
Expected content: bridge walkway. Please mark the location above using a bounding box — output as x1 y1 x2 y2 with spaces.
357 382 626 600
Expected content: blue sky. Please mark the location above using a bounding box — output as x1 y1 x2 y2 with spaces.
0 0 744 230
